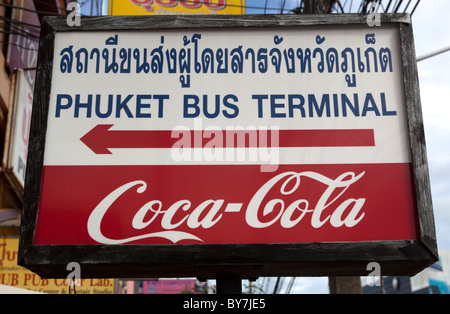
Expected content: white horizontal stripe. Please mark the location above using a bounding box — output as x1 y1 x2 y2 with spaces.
43 146 410 166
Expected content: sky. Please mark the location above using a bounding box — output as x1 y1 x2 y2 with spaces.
413 0 450 252
84 0 450 294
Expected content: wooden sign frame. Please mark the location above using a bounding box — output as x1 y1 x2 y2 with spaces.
19 14 437 279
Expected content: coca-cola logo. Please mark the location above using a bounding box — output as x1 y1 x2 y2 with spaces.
87 171 366 244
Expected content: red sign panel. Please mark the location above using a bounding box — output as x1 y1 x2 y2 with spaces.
34 163 418 245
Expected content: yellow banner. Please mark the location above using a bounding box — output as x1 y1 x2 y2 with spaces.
109 0 245 15
0 238 114 294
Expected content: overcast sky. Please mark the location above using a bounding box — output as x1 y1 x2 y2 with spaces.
413 0 450 252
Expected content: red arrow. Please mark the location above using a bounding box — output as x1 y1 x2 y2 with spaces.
80 124 180 154
80 124 375 154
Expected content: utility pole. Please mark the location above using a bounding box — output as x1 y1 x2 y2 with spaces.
216 274 242 294
417 46 450 62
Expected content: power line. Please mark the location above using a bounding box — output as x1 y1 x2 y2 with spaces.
410 0 421 15
280 0 287 14
272 277 281 294
0 1 90 17
0 17 41 40
0 15 41 30
0 2 61 16
0 41 38 51
285 277 297 294
0 29 39 40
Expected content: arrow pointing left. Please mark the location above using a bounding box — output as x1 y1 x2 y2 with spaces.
80 124 183 154
80 124 375 155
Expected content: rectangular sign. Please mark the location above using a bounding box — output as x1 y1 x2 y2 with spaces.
7 0 39 86
109 0 245 15
1 238 114 294
19 15 437 279
35 24 416 246
143 279 207 294
3 69 33 191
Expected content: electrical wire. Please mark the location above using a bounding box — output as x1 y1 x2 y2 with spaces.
403 0 412 13
410 0 421 15
0 2 61 16
0 19 41 35
0 29 39 40
0 41 38 51
285 277 297 294
394 0 404 12
272 277 280 294
330 0 419 15
0 17 41 40
280 0 287 14
0 15 41 30
0 1 91 17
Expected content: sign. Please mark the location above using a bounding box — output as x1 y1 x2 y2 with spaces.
20 15 437 279
109 0 245 15
1 238 114 294
7 0 39 86
143 279 207 294
3 69 33 191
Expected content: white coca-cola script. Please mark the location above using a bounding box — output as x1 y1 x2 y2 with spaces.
87 171 366 244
